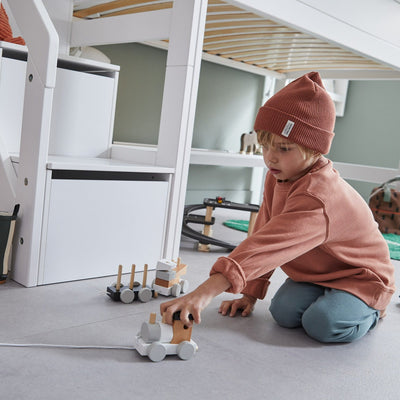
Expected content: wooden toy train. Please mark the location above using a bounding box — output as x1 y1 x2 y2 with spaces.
135 311 197 362
107 258 189 303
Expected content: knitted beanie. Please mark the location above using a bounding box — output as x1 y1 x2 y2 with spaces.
254 71 336 154
0 5 25 45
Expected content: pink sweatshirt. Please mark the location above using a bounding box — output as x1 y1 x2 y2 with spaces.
210 157 395 311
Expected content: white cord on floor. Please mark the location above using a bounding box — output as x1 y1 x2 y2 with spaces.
0 342 135 350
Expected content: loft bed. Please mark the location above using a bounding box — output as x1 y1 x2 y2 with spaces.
2 0 400 286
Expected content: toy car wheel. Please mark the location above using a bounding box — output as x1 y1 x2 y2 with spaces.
120 288 135 304
138 287 152 303
148 342 166 362
111 282 124 289
180 279 189 294
171 283 181 297
177 341 196 360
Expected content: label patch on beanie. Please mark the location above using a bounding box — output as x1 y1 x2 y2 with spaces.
281 120 294 137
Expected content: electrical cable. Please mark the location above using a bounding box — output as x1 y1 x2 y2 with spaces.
0 342 135 350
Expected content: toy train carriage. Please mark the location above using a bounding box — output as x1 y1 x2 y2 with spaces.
107 263 156 303
135 312 197 362
152 258 189 297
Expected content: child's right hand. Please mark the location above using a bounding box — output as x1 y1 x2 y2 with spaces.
218 294 257 317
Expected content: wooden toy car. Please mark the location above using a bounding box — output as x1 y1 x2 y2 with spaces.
152 257 189 297
107 263 157 303
135 312 198 362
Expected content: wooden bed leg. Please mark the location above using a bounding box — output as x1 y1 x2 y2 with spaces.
198 205 213 252
248 211 258 237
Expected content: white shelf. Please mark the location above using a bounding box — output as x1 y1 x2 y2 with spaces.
191 148 265 168
112 142 266 168
10 154 174 174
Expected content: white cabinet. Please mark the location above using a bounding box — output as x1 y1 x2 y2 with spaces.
39 170 169 284
0 43 173 286
0 45 119 158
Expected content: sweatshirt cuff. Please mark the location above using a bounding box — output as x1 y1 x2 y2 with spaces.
210 256 247 294
241 278 270 299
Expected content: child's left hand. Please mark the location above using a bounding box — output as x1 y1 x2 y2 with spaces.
218 294 257 317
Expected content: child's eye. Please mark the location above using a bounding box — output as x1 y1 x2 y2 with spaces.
279 146 291 152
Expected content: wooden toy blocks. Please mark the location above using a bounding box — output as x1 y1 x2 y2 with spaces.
152 257 189 297
135 312 198 362
107 263 157 304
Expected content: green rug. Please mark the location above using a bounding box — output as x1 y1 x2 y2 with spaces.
224 221 400 261
383 233 400 261
223 219 249 232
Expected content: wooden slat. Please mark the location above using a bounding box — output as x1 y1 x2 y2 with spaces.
207 4 245 13
206 27 301 36
246 55 378 64
210 47 356 58
74 0 171 18
206 20 280 30
203 41 336 52
206 12 262 21
97 2 172 17
260 60 386 70
204 35 322 46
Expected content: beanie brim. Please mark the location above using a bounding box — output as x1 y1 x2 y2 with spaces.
254 105 334 155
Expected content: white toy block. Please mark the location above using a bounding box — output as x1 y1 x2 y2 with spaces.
140 321 173 343
156 270 176 281
152 279 189 297
156 259 177 271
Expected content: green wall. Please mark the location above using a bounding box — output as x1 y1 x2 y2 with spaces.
329 80 400 199
97 43 265 204
97 43 400 204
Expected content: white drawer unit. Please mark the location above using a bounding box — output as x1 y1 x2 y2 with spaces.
39 170 170 284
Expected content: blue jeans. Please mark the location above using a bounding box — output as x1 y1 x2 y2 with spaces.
269 279 380 343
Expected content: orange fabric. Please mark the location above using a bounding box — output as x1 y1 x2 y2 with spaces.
210 157 395 312
0 4 25 45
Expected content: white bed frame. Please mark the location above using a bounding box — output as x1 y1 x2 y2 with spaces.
1 0 400 286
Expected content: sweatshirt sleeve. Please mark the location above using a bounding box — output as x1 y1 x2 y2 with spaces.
210 193 328 298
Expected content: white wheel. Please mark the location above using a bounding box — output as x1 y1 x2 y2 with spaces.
120 288 134 304
177 341 196 360
171 283 181 297
138 287 152 303
148 342 166 362
180 279 189 294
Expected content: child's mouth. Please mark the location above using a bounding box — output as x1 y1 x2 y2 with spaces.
269 168 281 175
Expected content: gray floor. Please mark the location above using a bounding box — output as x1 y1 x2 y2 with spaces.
1 208 399 400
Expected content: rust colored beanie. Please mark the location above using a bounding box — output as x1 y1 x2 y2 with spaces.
254 71 336 154
0 4 25 45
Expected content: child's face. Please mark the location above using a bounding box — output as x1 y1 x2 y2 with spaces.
262 136 317 182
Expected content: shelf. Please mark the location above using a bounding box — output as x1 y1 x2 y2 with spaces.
112 142 266 168
190 148 265 168
10 154 174 174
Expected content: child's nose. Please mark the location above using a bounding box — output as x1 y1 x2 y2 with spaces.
266 149 278 163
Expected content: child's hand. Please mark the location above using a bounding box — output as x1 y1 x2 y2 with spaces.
160 273 231 327
218 294 257 317
160 290 213 327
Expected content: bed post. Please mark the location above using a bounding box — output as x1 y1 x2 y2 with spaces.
7 0 59 286
156 0 207 259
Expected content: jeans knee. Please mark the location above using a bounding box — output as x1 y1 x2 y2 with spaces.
269 296 302 328
302 306 336 343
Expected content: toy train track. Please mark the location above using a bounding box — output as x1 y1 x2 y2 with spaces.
182 197 259 250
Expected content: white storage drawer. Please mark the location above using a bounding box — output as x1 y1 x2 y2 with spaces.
39 170 169 284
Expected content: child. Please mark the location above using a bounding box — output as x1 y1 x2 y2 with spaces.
161 72 395 343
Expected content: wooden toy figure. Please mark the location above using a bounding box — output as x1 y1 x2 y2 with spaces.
240 131 261 155
107 263 157 303
135 312 198 362
152 258 189 297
